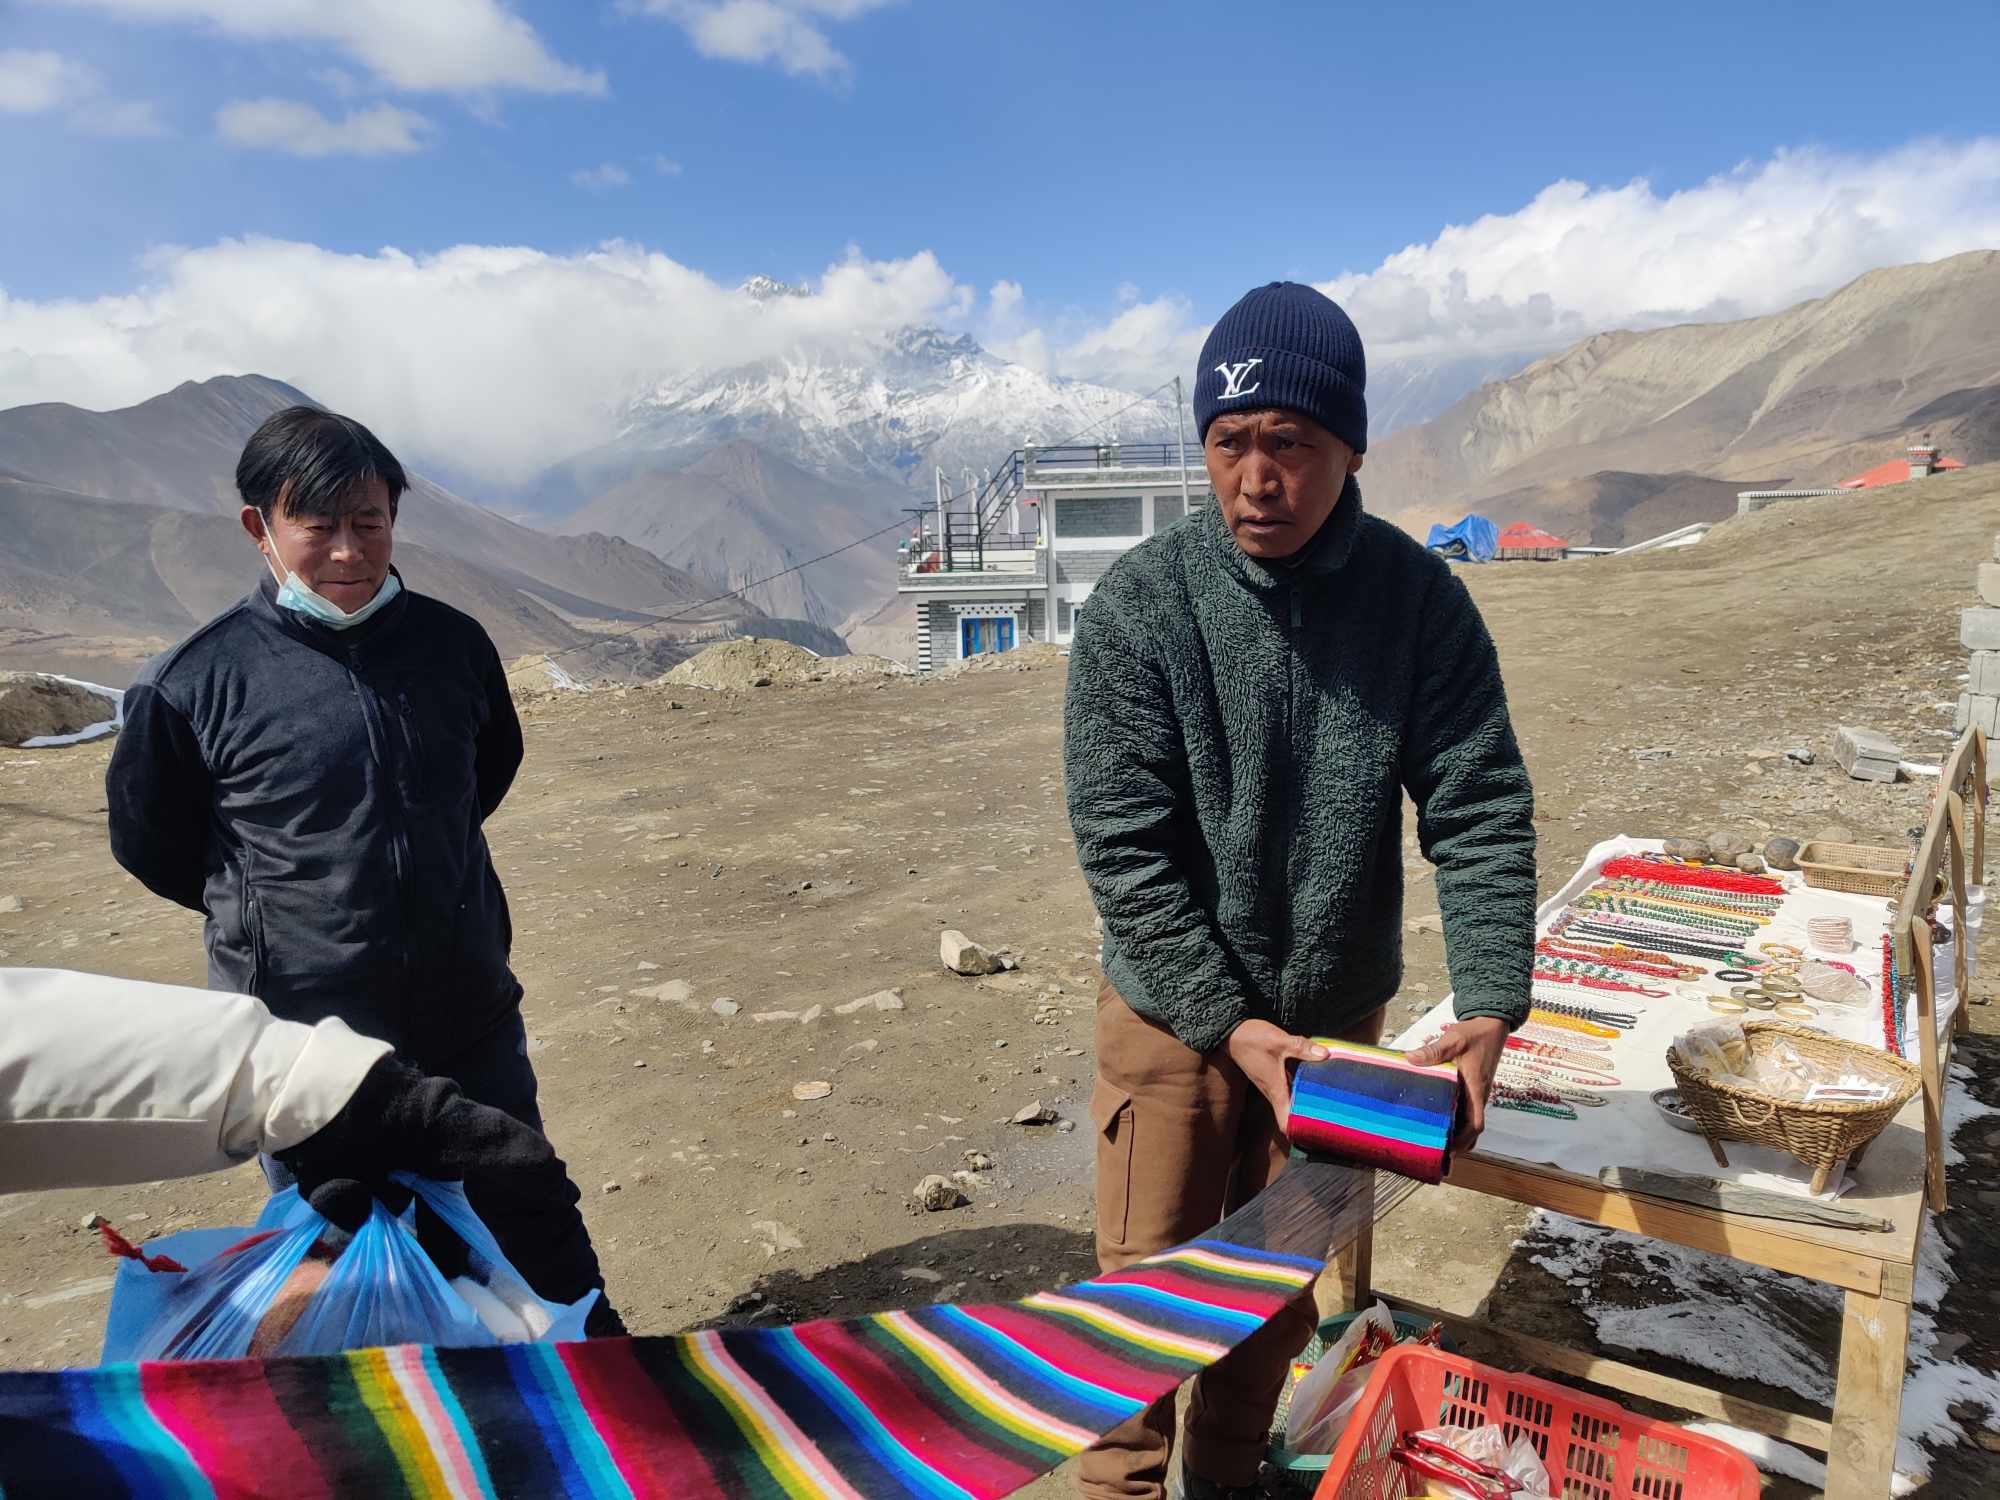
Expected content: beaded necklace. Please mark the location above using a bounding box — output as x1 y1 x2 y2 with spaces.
1881 934 1908 1058
1504 1056 1624 1090
1554 916 1754 965
1529 996 1637 1028
1598 855 1786 895
1514 1022 1613 1051
1524 1007 1619 1039
1489 1081 1579 1121
1593 880 1781 915
1574 894 1765 933
1531 964 1664 999
1505 1037 1615 1072
1536 938 1692 979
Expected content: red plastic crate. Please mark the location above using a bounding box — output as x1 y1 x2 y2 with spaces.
1312 1345 1760 1500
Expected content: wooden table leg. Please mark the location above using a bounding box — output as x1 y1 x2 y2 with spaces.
1824 1286 1910 1500
1317 1175 1377 1318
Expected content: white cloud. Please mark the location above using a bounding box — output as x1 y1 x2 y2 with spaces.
993 137 2000 391
1318 138 2000 363
0 48 97 113
634 0 899 80
572 162 633 190
217 98 431 157
0 239 966 485
652 154 684 176
39 0 605 96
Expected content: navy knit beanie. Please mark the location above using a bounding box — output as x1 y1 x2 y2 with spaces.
1194 282 1367 453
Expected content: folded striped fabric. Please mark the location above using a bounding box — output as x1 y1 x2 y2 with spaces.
0 1155 1378 1500
1286 1038 1460 1184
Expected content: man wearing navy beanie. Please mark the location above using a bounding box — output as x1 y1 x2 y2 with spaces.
1065 283 1536 1499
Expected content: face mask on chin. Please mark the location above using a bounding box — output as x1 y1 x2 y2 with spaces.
262 527 400 631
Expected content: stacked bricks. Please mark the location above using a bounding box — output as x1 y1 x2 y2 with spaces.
1957 537 2000 737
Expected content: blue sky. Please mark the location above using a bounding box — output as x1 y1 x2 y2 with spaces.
3 0 1999 479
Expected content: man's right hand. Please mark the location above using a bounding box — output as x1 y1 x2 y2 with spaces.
275 1056 609 1314
1223 1020 1330 1134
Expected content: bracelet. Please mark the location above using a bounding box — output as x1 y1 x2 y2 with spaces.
1714 968 1756 983
1707 996 1750 1014
1728 986 1779 1010
1758 942 1804 959
1774 1002 1820 1021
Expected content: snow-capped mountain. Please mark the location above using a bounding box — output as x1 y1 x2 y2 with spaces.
611 325 1179 492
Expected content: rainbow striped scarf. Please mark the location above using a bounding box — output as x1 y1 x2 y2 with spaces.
0 1159 1373 1500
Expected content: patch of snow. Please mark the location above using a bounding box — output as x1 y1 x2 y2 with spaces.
1678 1423 1831 1491
1519 1066 1998 1487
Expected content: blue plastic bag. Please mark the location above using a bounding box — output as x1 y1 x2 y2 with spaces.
101 1175 595 1363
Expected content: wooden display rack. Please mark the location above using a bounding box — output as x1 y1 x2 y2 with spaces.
1327 729 1986 1500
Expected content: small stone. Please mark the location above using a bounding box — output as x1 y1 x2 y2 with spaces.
80 1213 108 1232
963 1150 994 1171
834 988 905 1015
1977 1430 2000 1456
899 1266 944 1283
1633 746 1673 761
941 930 1005 976
992 1039 1008 1050
635 960 660 971
601 1181 621 1195
0 896 21 914
1661 838 1710 862
700 1039 716 1055
1404 914 1443 935
1783 748 1815 767
914 1174 967 1212
1731 853 1766 873
711 998 742 1017
791 1081 833 1101
1056 1119 1076 1133
1011 1100 1058 1126
629 979 695 1009
798 1004 824 1024
1707 832 1752 858
1765 837 1803 871
752 1009 800 1023
632 1059 648 1068
725 1290 765 1315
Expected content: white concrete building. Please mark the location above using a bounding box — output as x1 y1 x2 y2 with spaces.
897 442 1211 674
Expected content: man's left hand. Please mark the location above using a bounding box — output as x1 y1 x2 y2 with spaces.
1405 1016 1510 1154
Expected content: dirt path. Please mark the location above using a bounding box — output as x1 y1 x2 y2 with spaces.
3 471 1999 1493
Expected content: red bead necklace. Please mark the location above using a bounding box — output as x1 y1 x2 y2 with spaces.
1600 854 1786 896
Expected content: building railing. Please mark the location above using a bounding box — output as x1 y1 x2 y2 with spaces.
1025 442 1199 473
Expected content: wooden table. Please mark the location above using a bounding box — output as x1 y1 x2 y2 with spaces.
1322 730 1986 1499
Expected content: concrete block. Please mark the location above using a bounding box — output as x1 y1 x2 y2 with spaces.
1981 564 2000 608
1959 694 2000 738
1964 608 2000 652
1972 652 2000 697
1834 725 1902 782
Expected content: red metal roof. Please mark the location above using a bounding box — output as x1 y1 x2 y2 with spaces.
1496 521 1569 549
1839 455 1966 489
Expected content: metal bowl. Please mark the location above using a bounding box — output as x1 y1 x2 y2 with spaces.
1652 1087 1702 1134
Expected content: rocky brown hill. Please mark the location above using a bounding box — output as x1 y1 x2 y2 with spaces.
1366 249 2000 540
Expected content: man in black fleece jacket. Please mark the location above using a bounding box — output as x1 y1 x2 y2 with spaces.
1064 283 1535 1499
105 405 619 1332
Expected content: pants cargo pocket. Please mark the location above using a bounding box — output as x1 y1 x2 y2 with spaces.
1090 1080 1134 1252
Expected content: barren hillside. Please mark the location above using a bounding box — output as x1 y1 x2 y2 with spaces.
1368 250 2000 537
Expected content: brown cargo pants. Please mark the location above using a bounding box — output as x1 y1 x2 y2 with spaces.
1079 978 1384 1499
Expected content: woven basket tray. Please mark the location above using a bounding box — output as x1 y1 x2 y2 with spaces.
1796 840 1908 899
1663 1021 1920 1193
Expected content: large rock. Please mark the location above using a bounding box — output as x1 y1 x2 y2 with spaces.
941 930 1004 976
0 673 116 747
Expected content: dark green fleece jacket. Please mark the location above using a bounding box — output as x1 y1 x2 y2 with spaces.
1063 481 1536 1053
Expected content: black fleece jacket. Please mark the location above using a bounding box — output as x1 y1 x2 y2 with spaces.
106 573 524 1058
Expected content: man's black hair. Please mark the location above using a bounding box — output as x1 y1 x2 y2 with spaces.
236 405 408 521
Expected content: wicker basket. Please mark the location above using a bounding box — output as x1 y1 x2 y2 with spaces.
1663 1021 1920 1193
1796 840 1909 899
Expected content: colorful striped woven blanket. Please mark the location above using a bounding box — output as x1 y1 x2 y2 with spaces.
1 1048 1455 1498
1285 1039 1460 1184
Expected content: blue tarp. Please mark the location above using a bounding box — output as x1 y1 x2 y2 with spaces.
1424 515 1499 563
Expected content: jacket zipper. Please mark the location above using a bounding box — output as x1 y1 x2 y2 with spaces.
349 646 417 985
1277 583 1301 1024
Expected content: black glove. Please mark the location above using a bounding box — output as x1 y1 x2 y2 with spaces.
275 1055 606 1306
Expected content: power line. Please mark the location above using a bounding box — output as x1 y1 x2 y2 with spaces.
540 512 916 666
